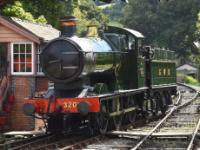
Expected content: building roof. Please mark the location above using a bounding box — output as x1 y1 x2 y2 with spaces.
11 17 60 42
177 64 197 73
0 15 60 43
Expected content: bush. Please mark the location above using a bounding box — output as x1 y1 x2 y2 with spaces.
183 75 198 84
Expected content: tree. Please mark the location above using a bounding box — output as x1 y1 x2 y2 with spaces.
197 12 200 41
99 0 126 27
0 0 13 7
2 1 47 23
123 0 200 62
19 0 66 27
189 12 200 64
75 0 109 35
15 0 108 33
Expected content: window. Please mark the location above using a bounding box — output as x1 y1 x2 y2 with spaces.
11 42 34 75
128 36 135 50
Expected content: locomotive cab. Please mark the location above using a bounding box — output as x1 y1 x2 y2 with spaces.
104 26 145 89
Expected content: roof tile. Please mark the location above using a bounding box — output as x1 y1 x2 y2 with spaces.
11 17 60 41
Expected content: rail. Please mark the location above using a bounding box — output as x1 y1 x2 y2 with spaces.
131 84 199 150
187 115 200 150
0 133 53 150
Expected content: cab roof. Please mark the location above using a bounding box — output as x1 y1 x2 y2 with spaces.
105 26 144 39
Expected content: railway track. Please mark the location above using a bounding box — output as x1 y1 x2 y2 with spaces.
104 84 200 150
58 84 198 150
0 134 54 150
0 130 95 150
1 84 198 150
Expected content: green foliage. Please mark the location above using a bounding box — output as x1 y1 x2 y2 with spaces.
196 12 200 43
3 1 33 21
19 0 66 27
123 0 200 62
20 0 108 31
74 0 109 35
2 0 108 34
197 12 200 31
2 1 47 24
100 0 125 27
35 15 47 24
183 75 198 84
188 54 200 64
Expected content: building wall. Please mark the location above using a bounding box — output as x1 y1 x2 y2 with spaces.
35 77 49 92
9 76 49 131
0 23 29 42
10 77 35 130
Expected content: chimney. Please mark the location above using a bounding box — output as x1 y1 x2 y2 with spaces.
59 16 77 37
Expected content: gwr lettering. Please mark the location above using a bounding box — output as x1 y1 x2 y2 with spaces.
158 68 171 76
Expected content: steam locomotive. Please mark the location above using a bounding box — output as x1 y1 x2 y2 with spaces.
23 16 176 134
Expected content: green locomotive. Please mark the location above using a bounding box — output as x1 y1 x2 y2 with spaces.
23 17 176 134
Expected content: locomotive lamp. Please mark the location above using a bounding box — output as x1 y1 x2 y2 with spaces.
23 103 35 116
77 101 91 115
